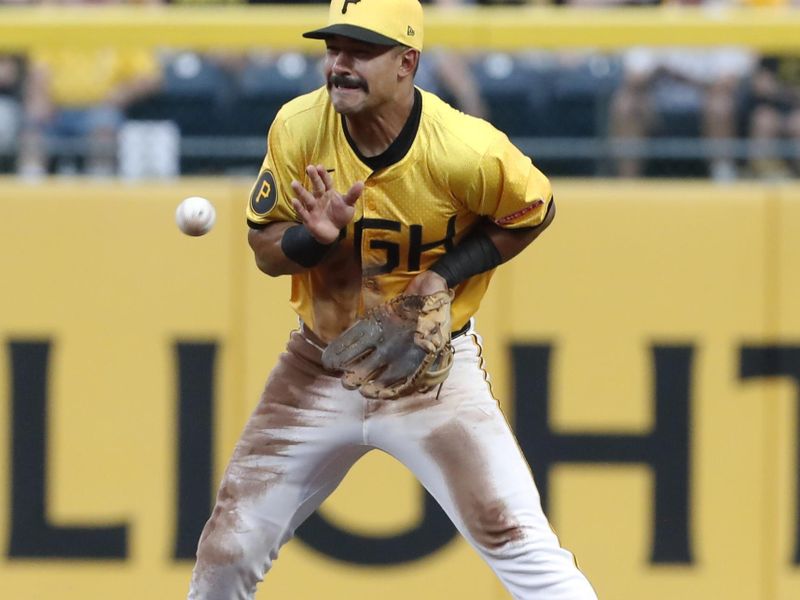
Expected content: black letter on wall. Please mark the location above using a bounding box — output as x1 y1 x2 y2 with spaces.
297 491 456 565
174 342 216 560
512 344 693 564
739 345 800 565
8 341 128 558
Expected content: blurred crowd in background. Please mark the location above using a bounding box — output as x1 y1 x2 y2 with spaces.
0 0 799 180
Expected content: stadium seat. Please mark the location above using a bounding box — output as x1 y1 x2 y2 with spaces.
472 53 554 138
127 52 232 137
225 53 324 136
645 78 706 177
544 55 623 175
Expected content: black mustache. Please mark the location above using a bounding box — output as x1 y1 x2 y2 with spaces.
329 74 368 92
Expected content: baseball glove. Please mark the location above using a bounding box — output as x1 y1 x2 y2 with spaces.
321 290 455 399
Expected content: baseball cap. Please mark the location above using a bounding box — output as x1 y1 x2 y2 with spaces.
303 0 424 51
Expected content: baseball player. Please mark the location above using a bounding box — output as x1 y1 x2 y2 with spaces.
188 0 597 598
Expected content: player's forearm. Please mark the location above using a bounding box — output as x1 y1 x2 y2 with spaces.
430 200 555 289
483 199 556 263
248 221 341 277
248 222 307 277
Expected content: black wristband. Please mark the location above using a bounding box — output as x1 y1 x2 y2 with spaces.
281 224 336 268
430 228 503 288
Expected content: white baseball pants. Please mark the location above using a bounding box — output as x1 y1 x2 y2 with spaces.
188 325 597 599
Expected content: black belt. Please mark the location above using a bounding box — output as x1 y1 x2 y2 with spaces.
451 319 472 339
303 318 471 345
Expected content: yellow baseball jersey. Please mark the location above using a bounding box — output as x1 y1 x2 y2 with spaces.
247 86 552 342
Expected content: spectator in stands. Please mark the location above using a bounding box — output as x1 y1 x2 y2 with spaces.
17 1 162 177
419 0 489 119
0 55 24 173
609 45 754 180
743 55 800 179
600 0 755 180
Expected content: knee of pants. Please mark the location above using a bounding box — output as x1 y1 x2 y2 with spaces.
466 501 533 554
194 503 277 580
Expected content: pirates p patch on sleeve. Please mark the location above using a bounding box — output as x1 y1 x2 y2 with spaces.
249 169 278 217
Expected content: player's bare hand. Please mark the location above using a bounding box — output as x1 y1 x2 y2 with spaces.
405 270 448 296
291 165 364 244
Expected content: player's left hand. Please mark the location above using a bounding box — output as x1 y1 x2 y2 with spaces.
291 165 364 244
405 270 448 296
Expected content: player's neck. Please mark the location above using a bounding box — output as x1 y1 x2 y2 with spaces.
343 89 415 158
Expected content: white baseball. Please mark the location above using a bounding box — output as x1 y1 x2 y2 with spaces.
176 196 216 236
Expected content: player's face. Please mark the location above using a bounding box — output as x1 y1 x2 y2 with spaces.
323 36 409 115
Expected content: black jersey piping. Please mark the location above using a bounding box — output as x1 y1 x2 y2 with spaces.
341 88 422 172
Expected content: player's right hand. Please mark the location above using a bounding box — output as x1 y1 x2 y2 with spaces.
290 165 364 244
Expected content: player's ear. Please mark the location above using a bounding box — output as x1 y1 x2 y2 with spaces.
398 48 420 79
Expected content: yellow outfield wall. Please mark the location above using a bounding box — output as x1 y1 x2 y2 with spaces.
3 6 800 51
0 178 798 600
